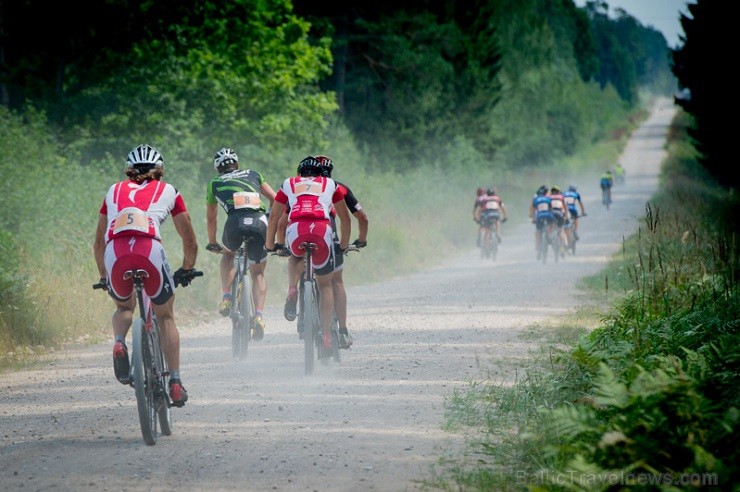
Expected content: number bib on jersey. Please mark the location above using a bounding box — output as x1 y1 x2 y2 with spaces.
293 181 322 196
233 191 260 210
113 207 150 234
485 200 499 210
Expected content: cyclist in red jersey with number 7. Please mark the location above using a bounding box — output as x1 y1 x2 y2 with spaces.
265 156 352 357
93 144 198 406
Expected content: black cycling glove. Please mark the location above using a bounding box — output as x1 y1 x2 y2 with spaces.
206 242 223 253
352 239 368 248
173 268 195 287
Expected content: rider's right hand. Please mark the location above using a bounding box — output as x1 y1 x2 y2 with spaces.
271 243 290 257
206 242 223 254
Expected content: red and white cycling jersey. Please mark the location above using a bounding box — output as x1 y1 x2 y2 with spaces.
99 179 187 242
477 195 502 211
275 176 347 274
274 176 346 222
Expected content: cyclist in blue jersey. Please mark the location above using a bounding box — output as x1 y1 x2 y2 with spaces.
563 184 586 240
600 170 614 204
529 185 552 260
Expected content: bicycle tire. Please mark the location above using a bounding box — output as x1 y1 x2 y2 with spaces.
237 272 251 360
490 229 498 261
540 228 548 264
330 315 341 363
151 320 172 436
552 230 561 263
230 269 241 358
132 318 158 445
302 280 318 375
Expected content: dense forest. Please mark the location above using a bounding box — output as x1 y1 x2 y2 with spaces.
1 0 674 172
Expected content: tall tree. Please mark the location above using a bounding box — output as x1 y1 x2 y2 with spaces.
672 0 732 188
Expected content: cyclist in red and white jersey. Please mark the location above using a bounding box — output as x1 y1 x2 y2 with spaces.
265 156 352 356
549 185 571 252
474 187 508 243
93 144 198 406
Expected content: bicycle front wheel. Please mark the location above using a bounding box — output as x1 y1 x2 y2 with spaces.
132 318 158 445
302 281 319 375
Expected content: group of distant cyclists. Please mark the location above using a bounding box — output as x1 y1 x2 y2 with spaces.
473 163 627 260
94 144 369 407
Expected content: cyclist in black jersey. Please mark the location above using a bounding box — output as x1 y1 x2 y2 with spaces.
316 155 368 349
205 148 276 340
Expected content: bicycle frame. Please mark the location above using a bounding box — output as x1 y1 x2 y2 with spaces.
127 269 172 446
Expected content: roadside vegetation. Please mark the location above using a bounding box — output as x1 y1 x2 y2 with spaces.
435 111 740 490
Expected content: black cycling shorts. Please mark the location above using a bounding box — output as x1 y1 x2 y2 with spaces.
222 210 268 263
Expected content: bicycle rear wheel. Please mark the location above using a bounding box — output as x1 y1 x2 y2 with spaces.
236 274 251 360
490 229 498 261
540 228 548 264
330 315 341 363
302 280 318 375
132 318 158 445
151 321 172 436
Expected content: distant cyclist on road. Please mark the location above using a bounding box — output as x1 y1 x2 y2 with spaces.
549 185 571 253
474 187 508 243
205 148 276 341
600 170 614 205
614 163 625 184
473 187 486 246
563 184 586 240
529 185 552 259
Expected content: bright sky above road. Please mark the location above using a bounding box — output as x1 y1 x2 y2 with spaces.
573 0 690 49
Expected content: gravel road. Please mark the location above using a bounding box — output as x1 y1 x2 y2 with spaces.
0 100 676 492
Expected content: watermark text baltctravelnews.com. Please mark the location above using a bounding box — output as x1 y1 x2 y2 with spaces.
516 470 718 487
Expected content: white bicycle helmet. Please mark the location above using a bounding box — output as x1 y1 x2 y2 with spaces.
214 148 238 173
126 144 163 173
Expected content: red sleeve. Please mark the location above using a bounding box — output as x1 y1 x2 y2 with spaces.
171 193 188 216
275 188 288 204
332 182 347 203
99 200 107 215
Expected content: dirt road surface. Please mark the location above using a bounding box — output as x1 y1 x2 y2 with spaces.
0 100 676 492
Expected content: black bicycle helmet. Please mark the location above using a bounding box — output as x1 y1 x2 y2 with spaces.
315 155 333 177
126 144 163 173
486 187 496 196
536 185 548 196
568 184 577 192
296 156 323 177
214 148 238 174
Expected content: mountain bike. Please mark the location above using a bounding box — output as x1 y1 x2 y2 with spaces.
93 268 201 445
478 215 499 261
325 243 362 361
602 186 612 210
549 223 565 263
536 218 551 264
272 242 340 375
564 213 586 255
207 238 259 359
